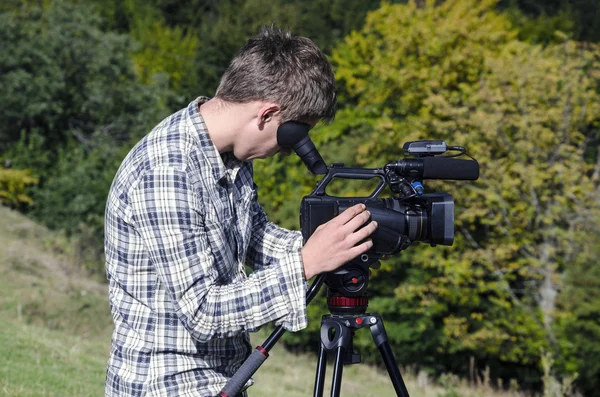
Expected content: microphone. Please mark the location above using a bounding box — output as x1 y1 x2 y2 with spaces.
422 157 479 180
277 121 327 175
389 157 479 180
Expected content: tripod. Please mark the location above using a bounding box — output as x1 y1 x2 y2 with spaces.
218 272 412 397
313 309 410 397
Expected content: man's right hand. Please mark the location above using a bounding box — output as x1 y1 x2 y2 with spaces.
301 204 378 280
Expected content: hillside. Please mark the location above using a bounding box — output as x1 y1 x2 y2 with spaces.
0 206 111 396
0 206 525 397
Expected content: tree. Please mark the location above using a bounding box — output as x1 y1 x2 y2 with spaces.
499 0 600 43
0 0 167 153
0 1 170 272
173 0 405 95
555 210 600 395
277 0 600 390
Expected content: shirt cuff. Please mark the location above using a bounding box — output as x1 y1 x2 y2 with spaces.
274 244 308 332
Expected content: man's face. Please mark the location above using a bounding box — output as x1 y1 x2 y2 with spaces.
237 122 293 160
232 102 316 161
251 114 288 160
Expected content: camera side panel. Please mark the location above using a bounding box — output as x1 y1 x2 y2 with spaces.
300 198 339 241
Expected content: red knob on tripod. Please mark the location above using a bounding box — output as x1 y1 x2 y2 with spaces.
327 296 369 308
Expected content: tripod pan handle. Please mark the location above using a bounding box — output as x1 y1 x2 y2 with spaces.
219 347 269 397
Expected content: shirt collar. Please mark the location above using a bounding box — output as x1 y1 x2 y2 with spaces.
186 96 246 184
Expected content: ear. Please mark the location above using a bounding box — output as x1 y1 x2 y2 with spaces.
257 103 281 128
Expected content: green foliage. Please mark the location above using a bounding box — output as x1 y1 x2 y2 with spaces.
86 0 200 107
503 6 576 44
436 373 463 397
498 0 600 43
555 213 600 395
84 0 395 103
3 131 51 174
130 20 198 92
80 0 145 32
254 154 316 229
540 351 578 397
0 0 168 153
192 0 311 94
183 0 404 94
27 141 130 274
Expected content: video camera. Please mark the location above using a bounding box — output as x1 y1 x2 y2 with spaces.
218 122 480 397
278 122 480 314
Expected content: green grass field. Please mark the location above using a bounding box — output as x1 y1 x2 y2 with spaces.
0 206 525 397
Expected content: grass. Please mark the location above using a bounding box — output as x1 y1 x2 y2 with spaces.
0 206 112 397
0 206 530 397
0 316 107 397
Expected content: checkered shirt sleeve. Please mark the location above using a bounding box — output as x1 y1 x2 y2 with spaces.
130 166 308 341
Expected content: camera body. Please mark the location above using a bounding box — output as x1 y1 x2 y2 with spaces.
300 164 455 256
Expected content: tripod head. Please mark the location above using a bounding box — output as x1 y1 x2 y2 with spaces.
324 257 374 314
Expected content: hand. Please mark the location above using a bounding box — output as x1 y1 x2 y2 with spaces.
301 204 378 280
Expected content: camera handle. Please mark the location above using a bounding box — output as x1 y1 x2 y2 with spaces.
311 165 388 198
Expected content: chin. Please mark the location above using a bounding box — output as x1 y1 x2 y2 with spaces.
232 149 250 161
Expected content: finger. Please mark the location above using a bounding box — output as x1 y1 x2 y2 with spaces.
346 221 378 247
345 239 374 260
343 209 371 232
331 204 366 226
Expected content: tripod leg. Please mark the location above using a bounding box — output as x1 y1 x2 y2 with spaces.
330 346 345 397
313 343 327 397
369 316 411 397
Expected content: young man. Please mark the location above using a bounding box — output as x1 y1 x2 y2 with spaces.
104 27 377 397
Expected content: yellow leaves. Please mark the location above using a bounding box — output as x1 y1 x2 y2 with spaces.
334 0 511 113
0 169 38 208
444 315 469 338
471 312 484 321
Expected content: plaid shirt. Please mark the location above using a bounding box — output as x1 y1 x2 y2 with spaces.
104 97 308 397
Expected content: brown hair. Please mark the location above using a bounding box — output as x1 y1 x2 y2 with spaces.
215 26 336 123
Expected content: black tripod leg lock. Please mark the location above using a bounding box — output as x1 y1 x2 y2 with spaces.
219 346 269 397
369 316 389 347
